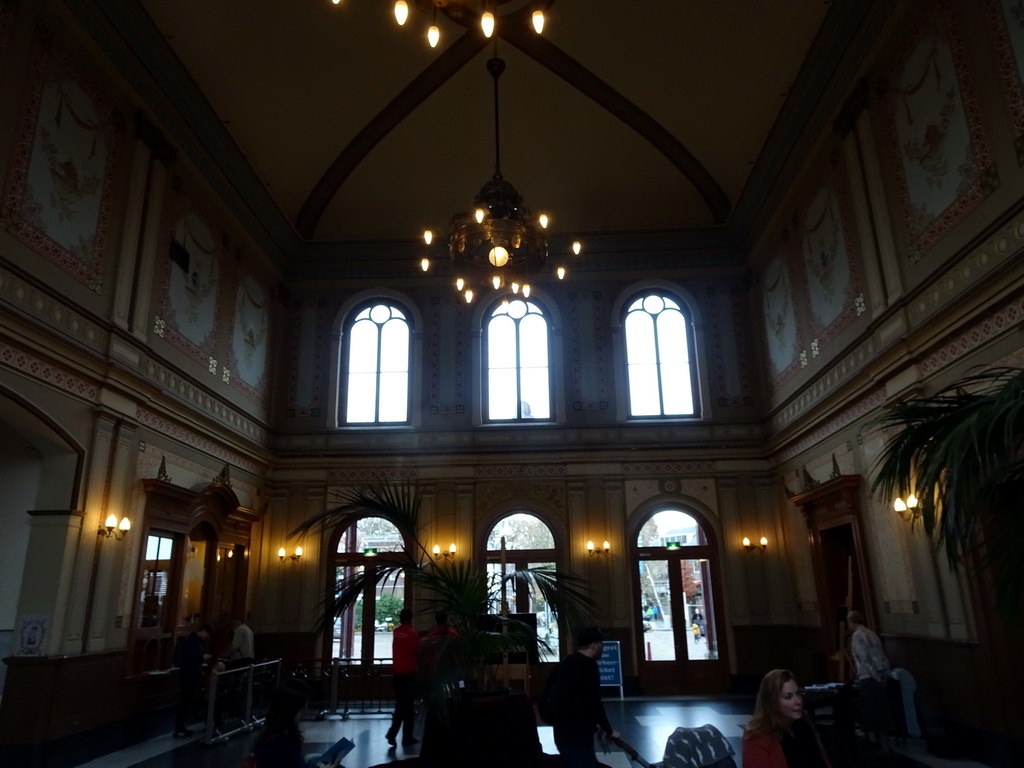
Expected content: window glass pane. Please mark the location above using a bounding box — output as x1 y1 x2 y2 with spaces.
519 367 550 419
518 313 548 368
138 533 174 629
661 363 694 415
639 559 674 661
379 319 409 372
486 513 555 549
656 309 689 364
636 510 705 547
487 314 518 370
346 372 377 422
488 366 518 420
628 363 661 416
348 320 379 373
625 312 656 364
356 517 404 553
377 372 408 422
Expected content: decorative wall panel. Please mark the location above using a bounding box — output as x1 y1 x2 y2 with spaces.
879 2 997 262
760 235 803 390
2 26 124 290
569 291 608 410
429 296 465 414
225 261 271 407
287 299 326 417
707 286 752 406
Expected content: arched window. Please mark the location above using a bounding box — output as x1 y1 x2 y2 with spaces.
343 303 410 424
485 299 551 421
329 517 407 662
484 512 561 661
623 294 697 417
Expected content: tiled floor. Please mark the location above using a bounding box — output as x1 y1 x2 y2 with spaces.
70 697 990 768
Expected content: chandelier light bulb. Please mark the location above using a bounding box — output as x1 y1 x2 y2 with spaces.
475 208 485 223
556 266 566 280
481 11 495 38
464 289 474 303
394 0 408 25
492 275 501 290
456 277 465 291
421 258 430 272
428 24 440 47
522 284 531 298
423 229 433 245
532 10 545 34
511 282 520 294
488 245 509 267
539 213 549 229
572 240 582 255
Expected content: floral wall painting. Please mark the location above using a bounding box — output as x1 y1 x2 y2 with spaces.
160 207 222 361
2 30 124 290
985 0 1024 163
227 272 270 404
881 3 996 262
800 179 863 343
761 252 799 383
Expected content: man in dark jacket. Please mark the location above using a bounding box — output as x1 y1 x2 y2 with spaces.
553 626 619 768
174 624 212 737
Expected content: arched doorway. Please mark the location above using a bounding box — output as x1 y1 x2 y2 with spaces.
632 507 729 694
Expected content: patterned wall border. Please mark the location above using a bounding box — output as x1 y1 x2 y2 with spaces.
569 291 608 410
985 0 1024 164
0 269 105 352
429 296 465 415
707 286 752 406
0 338 99 400
473 464 566 478
776 389 886 463
137 406 263 475
286 299 326 416
139 352 267 442
327 467 420 482
879 2 997 262
622 461 714 474
2 24 124 290
919 292 1024 376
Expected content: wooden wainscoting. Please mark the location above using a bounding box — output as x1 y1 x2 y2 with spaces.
732 624 825 685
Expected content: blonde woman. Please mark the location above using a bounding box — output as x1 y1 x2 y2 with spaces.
743 669 832 768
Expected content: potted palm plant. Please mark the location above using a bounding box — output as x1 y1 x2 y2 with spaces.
289 480 596 761
872 365 1024 617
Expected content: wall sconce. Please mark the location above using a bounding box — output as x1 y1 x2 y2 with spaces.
893 494 918 517
99 514 131 540
586 540 610 556
743 536 768 552
363 547 378 557
432 543 457 560
278 546 303 562
665 541 682 551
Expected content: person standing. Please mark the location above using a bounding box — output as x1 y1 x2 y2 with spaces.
174 624 212 737
847 610 894 754
226 616 255 668
552 626 619 768
425 611 458 639
386 608 420 747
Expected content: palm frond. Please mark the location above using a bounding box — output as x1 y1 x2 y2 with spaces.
871 365 1024 618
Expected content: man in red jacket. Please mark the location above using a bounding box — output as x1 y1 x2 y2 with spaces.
386 607 420 747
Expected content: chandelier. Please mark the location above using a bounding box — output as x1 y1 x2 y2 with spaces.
420 55 580 303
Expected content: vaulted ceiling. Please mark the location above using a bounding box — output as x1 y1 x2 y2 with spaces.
119 0 866 258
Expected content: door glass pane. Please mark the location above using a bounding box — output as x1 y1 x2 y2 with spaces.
638 559 674 661
138 533 174 628
680 558 717 660
181 539 207 626
332 565 357 659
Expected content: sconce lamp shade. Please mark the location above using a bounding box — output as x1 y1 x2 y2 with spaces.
100 514 131 540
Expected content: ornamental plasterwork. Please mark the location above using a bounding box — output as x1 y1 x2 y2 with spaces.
477 481 565 513
327 467 420 482
0 338 99 400
776 390 886 464
625 480 661 512
137 407 264 476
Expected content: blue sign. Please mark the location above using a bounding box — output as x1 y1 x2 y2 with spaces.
597 640 622 687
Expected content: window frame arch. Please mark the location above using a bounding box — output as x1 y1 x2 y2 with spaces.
330 291 423 429
611 282 708 422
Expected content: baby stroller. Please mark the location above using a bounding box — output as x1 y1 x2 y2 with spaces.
612 723 737 768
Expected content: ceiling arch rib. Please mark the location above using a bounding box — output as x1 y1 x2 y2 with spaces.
296 27 489 239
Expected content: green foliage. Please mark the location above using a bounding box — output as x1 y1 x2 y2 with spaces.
872 366 1024 617
376 593 404 623
289 480 598 718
